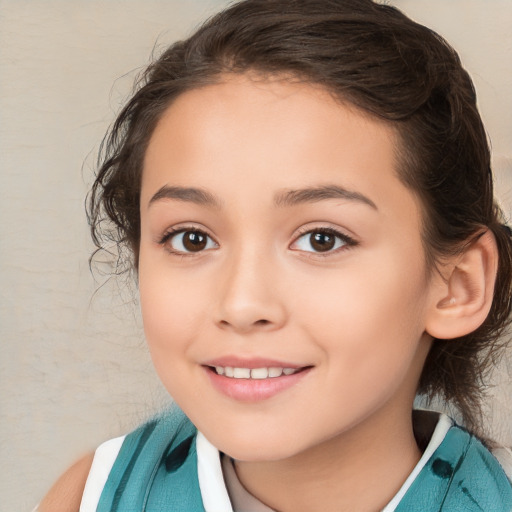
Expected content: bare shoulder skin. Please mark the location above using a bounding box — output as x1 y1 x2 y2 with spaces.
38 453 95 512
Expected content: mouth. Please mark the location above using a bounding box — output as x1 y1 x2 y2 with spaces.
208 366 303 379
202 358 313 402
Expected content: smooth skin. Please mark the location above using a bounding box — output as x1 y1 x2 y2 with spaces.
137 74 497 511
139 75 431 511
41 74 497 511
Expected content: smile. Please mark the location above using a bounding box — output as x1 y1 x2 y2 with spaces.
203 361 313 402
213 366 300 379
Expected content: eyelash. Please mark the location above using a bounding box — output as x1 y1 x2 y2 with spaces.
158 226 218 256
291 227 358 257
157 226 358 257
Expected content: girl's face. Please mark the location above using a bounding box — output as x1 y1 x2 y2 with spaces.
138 75 436 461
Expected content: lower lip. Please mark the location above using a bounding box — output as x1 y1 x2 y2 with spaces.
204 366 312 402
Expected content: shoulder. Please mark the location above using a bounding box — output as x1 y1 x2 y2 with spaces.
38 452 95 512
492 446 512 481
38 409 198 512
92 410 202 511
431 423 512 510
395 414 512 511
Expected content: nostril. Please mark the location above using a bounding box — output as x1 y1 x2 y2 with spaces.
217 317 273 332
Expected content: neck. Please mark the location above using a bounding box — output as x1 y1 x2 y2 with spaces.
234 405 422 512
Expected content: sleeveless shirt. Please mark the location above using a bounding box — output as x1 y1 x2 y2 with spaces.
81 407 512 512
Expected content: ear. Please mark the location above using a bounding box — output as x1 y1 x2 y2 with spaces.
425 230 498 340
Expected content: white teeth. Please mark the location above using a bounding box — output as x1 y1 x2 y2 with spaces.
213 366 300 379
268 367 283 377
250 368 269 379
233 367 251 378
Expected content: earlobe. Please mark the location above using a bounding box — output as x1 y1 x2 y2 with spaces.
425 230 498 340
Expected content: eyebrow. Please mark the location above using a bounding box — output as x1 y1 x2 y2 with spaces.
148 186 221 208
274 184 377 210
148 183 377 210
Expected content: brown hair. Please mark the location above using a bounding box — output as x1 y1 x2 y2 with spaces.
88 0 512 435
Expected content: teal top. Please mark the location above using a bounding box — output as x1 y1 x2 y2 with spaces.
96 408 512 512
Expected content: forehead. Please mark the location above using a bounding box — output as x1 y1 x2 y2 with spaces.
141 75 418 223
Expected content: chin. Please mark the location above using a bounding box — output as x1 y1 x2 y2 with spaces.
206 428 304 462
223 443 294 462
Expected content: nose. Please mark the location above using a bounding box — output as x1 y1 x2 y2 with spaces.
214 248 287 334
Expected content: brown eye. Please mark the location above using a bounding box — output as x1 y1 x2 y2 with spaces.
166 229 217 253
182 231 207 251
310 232 336 252
291 228 354 254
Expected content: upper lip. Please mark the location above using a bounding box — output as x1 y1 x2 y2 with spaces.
202 356 306 369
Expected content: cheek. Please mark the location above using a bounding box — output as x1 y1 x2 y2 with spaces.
298 266 429 426
138 270 207 404
138 262 204 361
293 252 428 366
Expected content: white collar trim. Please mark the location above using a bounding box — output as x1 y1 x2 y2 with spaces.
80 435 126 512
381 413 452 511
197 431 234 512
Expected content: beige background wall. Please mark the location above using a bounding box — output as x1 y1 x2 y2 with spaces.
0 1 510 510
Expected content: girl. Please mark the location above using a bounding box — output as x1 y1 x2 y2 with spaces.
40 0 512 510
